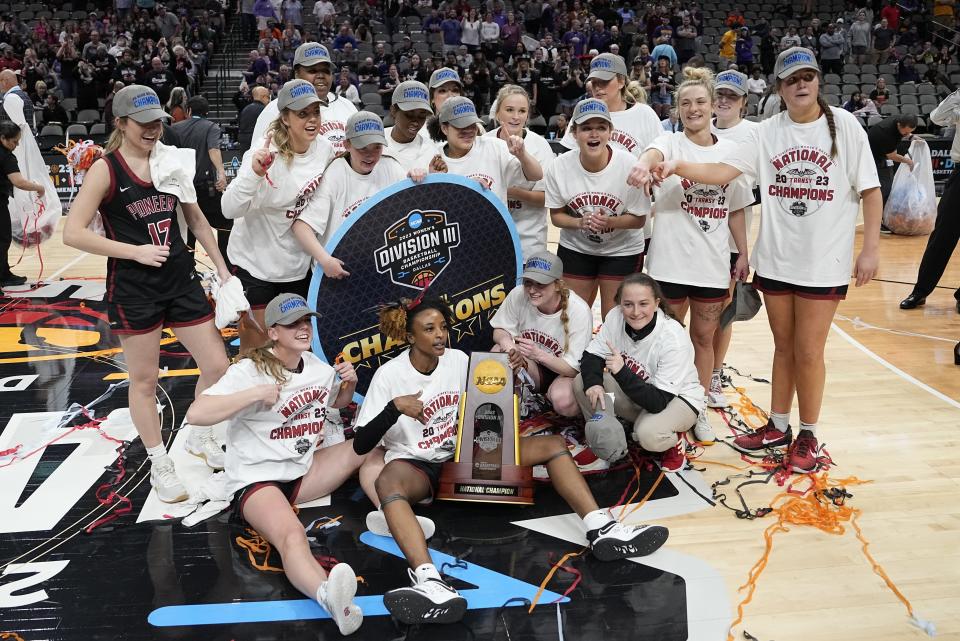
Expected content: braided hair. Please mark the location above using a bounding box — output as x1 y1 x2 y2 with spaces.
557 279 571 353
775 74 838 158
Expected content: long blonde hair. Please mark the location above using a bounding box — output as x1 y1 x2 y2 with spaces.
241 341 291 384
625 80 647 106
104 116 164 153
266 108 305 163
557 279 571 353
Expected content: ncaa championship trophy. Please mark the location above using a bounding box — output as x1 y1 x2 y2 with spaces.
437 352 534 504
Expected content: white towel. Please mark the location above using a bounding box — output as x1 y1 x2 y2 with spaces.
210 273 251 330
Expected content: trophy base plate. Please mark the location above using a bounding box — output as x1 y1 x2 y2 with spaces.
436 462 535 504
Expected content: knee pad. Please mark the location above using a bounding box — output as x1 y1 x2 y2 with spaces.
379 492 409 508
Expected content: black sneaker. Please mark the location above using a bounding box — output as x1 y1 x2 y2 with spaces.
383 569 467 624
0 274 27 287
587 520 669 561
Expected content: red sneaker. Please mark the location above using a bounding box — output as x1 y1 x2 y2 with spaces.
731 420 792 453
788 430 818 473
658 437 686 473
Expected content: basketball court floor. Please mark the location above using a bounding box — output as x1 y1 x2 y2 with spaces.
0 219 957 641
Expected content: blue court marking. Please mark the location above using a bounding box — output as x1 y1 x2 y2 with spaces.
148 531 567 627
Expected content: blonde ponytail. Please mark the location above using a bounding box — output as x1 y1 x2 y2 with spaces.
241 341 291 385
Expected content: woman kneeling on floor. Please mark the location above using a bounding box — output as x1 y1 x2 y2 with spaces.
353 296 670 625
186 293 386 637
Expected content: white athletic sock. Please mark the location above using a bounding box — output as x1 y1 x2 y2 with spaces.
711 368 722 378
146 444 168 461
583 509 611 532
414 563 441 583
770 412 790 433
799 422 817 436
316 581 328 605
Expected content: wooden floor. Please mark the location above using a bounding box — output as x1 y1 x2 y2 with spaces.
7 215 960 641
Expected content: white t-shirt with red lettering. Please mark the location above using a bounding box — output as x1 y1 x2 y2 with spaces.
417 135 526 206
646 132 753 289
490 285 593 370
712 117 760 252
252 93 358 153
724 107 880 287
204 351 338 496
355 348 469 464
561 103 663 158
544 145 650 257
586 307 704 411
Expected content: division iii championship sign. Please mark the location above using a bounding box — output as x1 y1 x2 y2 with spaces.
309 175 522 396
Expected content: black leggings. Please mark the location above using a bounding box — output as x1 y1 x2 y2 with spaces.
0 197 11 277
912 167 960 300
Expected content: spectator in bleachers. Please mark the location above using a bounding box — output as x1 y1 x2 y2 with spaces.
872 18 896 64
843 91 879 116
332 23 357 51
402 53 428 83
155 5 180 41
283 0 304 31
882 0 902 29
481 12 502 59
849 11 871 64
335 42 360 69
238 85 270 152
461 8 481 53
898 54 921 83
799 25 818 52
539 33 560 63
379 63 401 108
719 25 737 68
40 93 68 127
780 25 802 50
166 86 188 122
735 27 754 69
336 69 361 108
502 12 524 54
317 12 337 43
313 0 336 22
651 30 678 70
144 56 175 104
589 19 612 53
30 80 48 107
870 76 891 105
747 67 767 96
562 19 586 57
558 56 585 117
650 55 675 118
819 22 846 76
675 15 699 65
76 58 99 111
661 107 680 131
440 10 462 54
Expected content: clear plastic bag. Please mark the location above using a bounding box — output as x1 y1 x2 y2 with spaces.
882 138 937 236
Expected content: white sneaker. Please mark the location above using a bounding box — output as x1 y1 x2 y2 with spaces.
693 411 716 445
185 426 225 470
383 568 467 624
150 456 188 503
587 520 670 561
320 563 363 636
707 374 728 408
366 510 436 540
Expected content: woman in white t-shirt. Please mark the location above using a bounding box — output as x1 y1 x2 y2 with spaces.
422 67 470 143
491 251 592 416
706 70 761 410
186 293 385 637
573 274 704 473
424 96 542 206
222 80 336 351
484 84 556 260
546 98 648 318
294 111 421 279
354 297 670 625
384 80 436 170
628 67 752 446
650 48 881 473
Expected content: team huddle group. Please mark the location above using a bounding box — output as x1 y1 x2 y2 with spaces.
53 39 880 632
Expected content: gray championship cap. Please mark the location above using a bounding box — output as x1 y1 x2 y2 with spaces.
278 79 322 111
774 46 820 79
522 252 564 284
112 85 169 123
429 66 463 89
587 52 628 81
392 80 431 111
293 42 332 68
264 293 322 327
715 70 748 95
571 98 612 125
719 282 763 329
438 96 482 128
346 111 387 148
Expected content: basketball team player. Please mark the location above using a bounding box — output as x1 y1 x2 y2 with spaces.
484 85 556 260
222 80 336 352
648 48 881 472
62 85 233 502
628 67 752 446
353 296 670 625
384 81 437 170
251 43 358 152
546 98 648 318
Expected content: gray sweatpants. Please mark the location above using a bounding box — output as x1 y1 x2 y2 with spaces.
573 372 698 461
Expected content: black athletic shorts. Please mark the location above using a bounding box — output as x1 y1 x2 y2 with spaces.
394 458 443 504
657 280 730 303
753 274 848 300
233 265 312 309
107 280 213 335
557 245 644 281
232 477 303 525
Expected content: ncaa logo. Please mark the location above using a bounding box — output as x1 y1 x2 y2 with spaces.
408 212 423 229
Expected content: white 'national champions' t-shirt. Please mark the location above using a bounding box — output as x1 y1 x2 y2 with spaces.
545 145 649 256
484 127 556 260
490 285 593 370
385 126 439 170
252 93 358 152
418 135 525 206
222 137 336 282
725 107 880 287
561 103 663 157
204 351 338 496
712 117 760 252
355 348 469 463
646 133 753 289
298 155 407 247
586 307 704 411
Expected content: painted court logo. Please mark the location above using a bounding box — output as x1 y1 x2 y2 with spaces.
375 210 461 290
